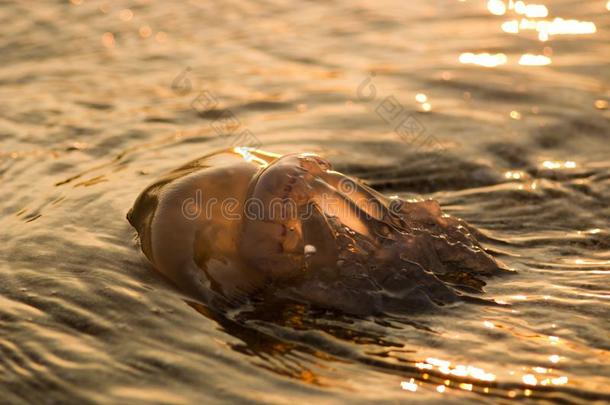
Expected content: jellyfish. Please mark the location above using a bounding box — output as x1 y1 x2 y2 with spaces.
128 147 507 315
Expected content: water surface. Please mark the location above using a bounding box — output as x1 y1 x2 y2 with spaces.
1 0 609 403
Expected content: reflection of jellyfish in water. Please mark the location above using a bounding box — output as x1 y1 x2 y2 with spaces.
128 147 509 315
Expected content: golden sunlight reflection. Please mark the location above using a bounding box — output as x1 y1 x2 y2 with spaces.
541 376 569 386
399 327 575 398
505 171 523 180
487 0 506 16
502 18 597 41
522 374 538 385
418 358 497 382
487 1 549 22
510 110 522 120
232 147 277 167
459 383 473 391
400 378 418 392
519 54 551 66
514 1 548 18
542 160 576 169
459 52 507 67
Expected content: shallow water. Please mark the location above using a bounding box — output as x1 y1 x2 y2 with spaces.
1 0 609 403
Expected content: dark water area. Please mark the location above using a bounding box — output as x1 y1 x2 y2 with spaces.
1 0 609 403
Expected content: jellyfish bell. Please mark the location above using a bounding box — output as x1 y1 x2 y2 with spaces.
128 147 507 314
